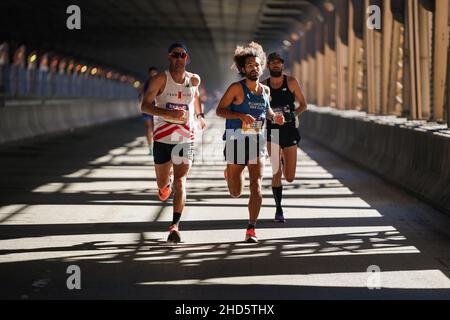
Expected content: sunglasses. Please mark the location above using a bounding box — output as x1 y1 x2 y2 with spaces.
169 52 188 59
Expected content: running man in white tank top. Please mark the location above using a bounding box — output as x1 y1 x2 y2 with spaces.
141 43 206 244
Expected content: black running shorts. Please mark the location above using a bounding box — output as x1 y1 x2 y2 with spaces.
153 141 194 165
223 135 266 165
267 124 301 149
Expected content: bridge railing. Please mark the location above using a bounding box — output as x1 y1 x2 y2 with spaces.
285 1 449 127
1 65 137 100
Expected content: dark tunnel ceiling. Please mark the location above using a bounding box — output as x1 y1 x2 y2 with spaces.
1 0 321 91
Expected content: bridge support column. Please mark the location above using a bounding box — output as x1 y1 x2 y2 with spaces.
433 0 449 122
335 0 349 109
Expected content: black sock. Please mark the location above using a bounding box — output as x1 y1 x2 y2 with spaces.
247 224 255 230
272 186 283 211
172 212 182 228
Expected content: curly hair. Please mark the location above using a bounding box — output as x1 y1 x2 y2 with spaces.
231 42 267 77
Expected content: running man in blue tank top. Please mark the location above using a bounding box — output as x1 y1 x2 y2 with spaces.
216 42 285 243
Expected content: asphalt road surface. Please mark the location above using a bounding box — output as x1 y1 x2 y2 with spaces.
1 114 450 299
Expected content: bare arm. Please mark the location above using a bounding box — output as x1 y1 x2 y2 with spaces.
141 73 184 119
261 81 276 120
264 85 275 120
216 83 252 123
264 85 285 125
192 77 206 129
138 83 145 102
141 73 168 117
288 76 307 116
192 77 203 116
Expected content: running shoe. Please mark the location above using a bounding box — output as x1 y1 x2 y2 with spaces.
245 227 258 243
158 174 173 201
274 210 286 223
167 224 181 244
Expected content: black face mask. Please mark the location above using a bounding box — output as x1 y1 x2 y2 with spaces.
270 70 282 77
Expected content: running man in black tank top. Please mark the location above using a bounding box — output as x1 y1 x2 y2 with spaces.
262 52 307 223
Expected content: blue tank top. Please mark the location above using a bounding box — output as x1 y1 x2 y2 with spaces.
223 80 269 140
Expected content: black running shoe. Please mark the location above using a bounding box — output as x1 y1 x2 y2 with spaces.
274 210 286 223
167 224 181 244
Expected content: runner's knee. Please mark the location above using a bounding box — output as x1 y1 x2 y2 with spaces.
285 173 295 183
273 169 282 180
249 179 262 195
230 192 242 199
229 185 242 198
229 189 242 198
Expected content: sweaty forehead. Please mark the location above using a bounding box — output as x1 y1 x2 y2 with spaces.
269 59 283 64
171 47 187 54
245 56 261 65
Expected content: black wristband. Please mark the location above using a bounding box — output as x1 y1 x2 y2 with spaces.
196 113 205 118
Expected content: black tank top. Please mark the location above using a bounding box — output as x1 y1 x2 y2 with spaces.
266 75 296 128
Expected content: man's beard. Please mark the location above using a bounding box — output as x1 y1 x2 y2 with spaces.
172 61 185 71
246 72 259 81
270 70 282 77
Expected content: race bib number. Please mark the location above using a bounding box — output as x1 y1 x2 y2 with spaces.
165 103 188 124
272 105 294 123
242 119 263 134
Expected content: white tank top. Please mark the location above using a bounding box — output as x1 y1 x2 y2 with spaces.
153 70 199 144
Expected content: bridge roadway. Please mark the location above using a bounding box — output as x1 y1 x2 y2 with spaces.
1 113 450 299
